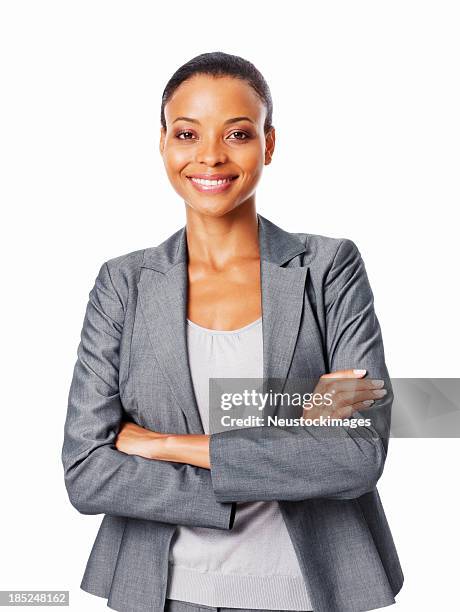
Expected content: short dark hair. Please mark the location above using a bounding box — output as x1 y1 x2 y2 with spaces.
160 51 273 133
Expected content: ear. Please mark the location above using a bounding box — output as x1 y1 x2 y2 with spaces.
159 127 166 155
264 126 275 165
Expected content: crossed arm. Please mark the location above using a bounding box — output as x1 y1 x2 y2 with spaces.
61 262 235 530
116 366 388 472
114 426 213 469
62 239 392 528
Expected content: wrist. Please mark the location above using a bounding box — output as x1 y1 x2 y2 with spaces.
155 434 179 461
149 434 210 468
147 432 171 461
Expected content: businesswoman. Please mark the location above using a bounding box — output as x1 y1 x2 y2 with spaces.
62 52 404 612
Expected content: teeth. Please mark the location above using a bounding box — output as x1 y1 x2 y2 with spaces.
190 177 234 186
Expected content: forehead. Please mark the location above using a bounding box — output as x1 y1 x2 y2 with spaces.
164 74 265 124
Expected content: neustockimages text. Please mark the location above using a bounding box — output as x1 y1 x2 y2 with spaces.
220 415 372 428
218 390 372 428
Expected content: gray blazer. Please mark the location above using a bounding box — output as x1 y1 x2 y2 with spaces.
61 213 404 612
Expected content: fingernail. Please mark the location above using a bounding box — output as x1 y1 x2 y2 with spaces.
371 379 384 388
373 389 387 397
353 369 367 375
363 399 375 406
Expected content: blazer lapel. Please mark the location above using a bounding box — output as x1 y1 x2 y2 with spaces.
137 214 309 432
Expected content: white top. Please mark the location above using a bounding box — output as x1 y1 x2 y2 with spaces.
165 316 313 611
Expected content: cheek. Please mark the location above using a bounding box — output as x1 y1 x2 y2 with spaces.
237 149 265 181
163 145 190 172
237 141 265 169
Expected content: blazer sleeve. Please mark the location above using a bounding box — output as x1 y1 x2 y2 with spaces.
61 260 236 530
208 239 392 503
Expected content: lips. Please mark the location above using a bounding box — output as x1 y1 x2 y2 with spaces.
186 174 238 194
186 173 239 180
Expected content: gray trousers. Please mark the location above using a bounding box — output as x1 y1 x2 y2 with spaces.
165 599 312 612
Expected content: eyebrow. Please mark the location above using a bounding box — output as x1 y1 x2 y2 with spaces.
172 116 255 125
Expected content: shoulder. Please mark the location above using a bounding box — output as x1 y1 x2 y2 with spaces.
296 232 370 311
92 247 146 311
104 247 146 277
290 230 361 271
288 230 368 305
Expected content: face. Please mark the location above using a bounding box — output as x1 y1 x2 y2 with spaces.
159 74 275 217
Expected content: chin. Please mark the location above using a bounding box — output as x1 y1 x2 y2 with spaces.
186 199 241 217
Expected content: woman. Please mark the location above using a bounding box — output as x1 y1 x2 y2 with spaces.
62 52 404 612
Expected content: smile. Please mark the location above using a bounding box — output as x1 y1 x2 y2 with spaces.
186 175 238 193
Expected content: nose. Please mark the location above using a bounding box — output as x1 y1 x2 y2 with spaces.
195 137 228 166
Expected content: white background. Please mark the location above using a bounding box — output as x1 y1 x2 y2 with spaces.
1 1 459 610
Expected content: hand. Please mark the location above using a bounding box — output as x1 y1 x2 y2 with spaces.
303 368 387 420
114 421 168 460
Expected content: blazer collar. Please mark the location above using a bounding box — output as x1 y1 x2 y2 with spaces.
140 213 308 272
137 213 312 433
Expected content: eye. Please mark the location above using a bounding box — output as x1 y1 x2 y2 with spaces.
176 131 196 140
229 131 250 141
175 130 250 141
